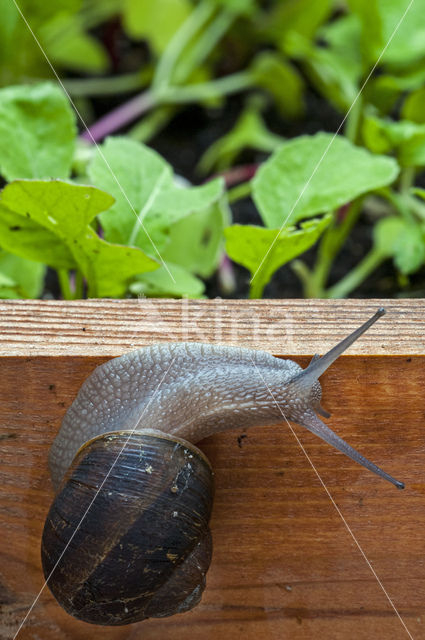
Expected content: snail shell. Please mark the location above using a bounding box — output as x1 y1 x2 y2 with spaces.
41 431 213 625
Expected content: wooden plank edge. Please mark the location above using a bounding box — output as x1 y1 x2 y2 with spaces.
0 298 423 357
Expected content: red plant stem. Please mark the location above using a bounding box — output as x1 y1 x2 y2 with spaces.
218 253 236 295
336 202 351 222
217 163 259 188
80 90 155 143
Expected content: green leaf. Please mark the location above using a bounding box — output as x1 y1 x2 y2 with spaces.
265 8 360 111
347 0 383 66
319 14 363 79
307 48 358 112
130 263 205 298
291 14 363 112
43 18 109 73
19 0 81 24
366 66 425 115
161 199 230 278
393 224 425 274
264 0 332 52
414 188 425 202
362 113 425 167
88 137 224 255
0 273 16 297
287 28 359 112
123 0 191 53
253 133 399 227
0 199 76 268
76 235 159 298
251 52 304 119
365 75 403 115
0 2 74 84
197 98 284 174
225 214 332 298
0 251 45 298
374 216 425 274
379 0 425 68
212 0 255 14
0 83 76 180
350 0 425 69
0 0 19 58
0 180 158 298
402 87 425 124
3 180 112 234
0 0 109 84
0 7 46 84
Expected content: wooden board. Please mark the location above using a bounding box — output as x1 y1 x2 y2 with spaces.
0 299 424 640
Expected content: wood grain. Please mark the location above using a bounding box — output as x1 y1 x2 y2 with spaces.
1 298 424 356
0 299 424 640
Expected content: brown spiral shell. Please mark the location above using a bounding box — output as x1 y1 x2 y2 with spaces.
41 431 214 625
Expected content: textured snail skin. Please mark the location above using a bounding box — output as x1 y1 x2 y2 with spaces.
49 343 313 488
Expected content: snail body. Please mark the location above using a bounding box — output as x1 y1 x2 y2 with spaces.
41 309 404 626
48 342 308 488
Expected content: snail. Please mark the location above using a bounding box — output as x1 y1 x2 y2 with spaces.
41 308 403 626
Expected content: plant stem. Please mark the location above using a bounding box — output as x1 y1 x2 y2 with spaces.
41 0 122 50
249 275 265 299
326 248 384 298
152 0 216 92
344 93 363 143
80 71 253 143
407 193 425 221
129 105 176 142
161 71 253 103
80 90 155 142
78 0 246 144
173 8 236 86
379 186 412 221
63 70 151 97
399 166 415 195
217 253 236 295
227 181 252 203
291 260 312 292
218 163 258 187
74 271 84 299
58 269 73 300
77 0 122 31
306 199 363 297
399 166 416 222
